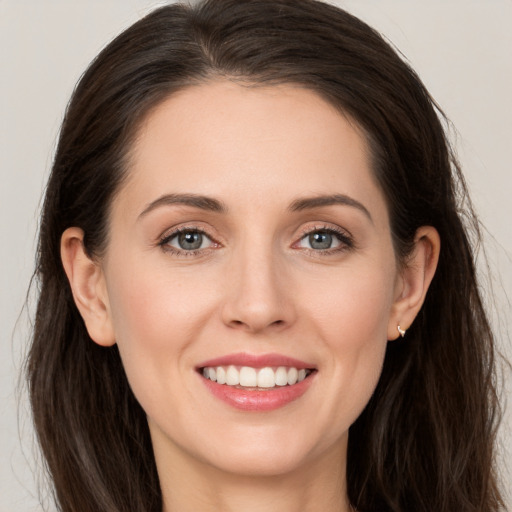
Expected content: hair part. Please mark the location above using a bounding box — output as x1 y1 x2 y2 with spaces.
28 1 505 511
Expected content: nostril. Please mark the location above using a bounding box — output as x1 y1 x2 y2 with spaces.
227 318 286 332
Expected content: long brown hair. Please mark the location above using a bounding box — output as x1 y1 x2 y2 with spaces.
27 1 505 510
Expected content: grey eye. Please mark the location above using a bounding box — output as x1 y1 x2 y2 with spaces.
178 231 203 250
308 232 333 250
296 229 346 251
166 230 213 251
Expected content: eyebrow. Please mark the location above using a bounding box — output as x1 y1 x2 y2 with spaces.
139 193 228 218
138 192 372 222
289 194 373 222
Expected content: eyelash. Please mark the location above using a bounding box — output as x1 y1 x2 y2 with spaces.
158 226 217 257
158 224 354 257
294 225 355 256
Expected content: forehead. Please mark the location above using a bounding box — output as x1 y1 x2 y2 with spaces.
116 81 387 223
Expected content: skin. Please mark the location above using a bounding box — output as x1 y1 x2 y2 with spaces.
61 81 439 512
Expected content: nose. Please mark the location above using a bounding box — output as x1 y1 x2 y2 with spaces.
221 243 296 334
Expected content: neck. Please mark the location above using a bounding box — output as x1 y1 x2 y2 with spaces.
153 429 351 512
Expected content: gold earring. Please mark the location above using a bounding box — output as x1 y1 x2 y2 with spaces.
397 325 406 338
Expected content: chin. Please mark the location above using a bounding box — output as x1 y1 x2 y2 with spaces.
206 449 315 478
191 423 348 479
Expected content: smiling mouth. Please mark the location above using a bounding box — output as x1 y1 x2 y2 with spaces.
200 365 316 389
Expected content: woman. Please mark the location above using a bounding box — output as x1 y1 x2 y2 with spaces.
27 0 506 511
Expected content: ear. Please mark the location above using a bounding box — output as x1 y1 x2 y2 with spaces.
387 226 440 340
60 227 116 346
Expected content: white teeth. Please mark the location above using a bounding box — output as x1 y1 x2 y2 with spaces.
287 367 298 385
239 366 257 387
226 365 240 386
201 365 312 388
275 366 288 386
257 367 275 388
216 366 226 385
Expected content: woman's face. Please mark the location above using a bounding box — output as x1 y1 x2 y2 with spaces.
100 81 403 477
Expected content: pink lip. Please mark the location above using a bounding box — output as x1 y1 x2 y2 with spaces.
196 352 315 370
196 352 317 412
200 372 316 411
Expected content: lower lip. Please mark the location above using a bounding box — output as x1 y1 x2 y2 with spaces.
200 373 315 411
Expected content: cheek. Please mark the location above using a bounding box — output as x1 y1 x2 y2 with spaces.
302 261 396 344
106 258 216 341
335 269 394 369
301 264 394 417
103 262 219 402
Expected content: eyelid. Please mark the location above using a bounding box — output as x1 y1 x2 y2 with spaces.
156 222 354 257
292 224 355 253
158 225 221 256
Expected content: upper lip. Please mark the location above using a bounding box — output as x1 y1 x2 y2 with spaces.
197 352 316 370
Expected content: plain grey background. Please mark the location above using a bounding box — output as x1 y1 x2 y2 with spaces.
1 1 511 510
